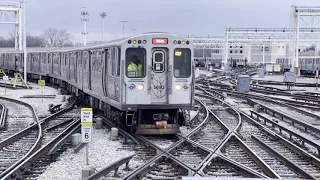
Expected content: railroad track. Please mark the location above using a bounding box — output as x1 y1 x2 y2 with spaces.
0 98 35 141
0 100 7 128
0 96 78 179
196 86 320 179
121 99 214 179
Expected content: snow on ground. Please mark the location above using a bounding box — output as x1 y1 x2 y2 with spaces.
195 68 214 78
189 110 198 120
37 128 136 180
251 74 318 84
256 84 320 93
0 78 71 117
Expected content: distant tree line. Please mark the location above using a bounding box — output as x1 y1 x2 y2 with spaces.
0 28 73 48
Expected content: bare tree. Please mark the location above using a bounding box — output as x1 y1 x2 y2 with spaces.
42 28 72 47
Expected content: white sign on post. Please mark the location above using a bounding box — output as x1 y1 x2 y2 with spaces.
81 108 93 143
3 76 8 81
81 126 92 143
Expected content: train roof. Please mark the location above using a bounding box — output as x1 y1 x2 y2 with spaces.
0 32 182 54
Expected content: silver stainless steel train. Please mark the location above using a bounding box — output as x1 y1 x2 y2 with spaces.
0 32 196 135
276 56 320 74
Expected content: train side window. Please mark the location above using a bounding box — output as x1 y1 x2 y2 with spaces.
173 48 191 78
126 47 146 78
117 48 121 76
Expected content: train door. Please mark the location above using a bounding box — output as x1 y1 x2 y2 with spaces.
102 48 108 97
76 51 82 86
150 48 168 104
88 51 92 90
48 53 52 75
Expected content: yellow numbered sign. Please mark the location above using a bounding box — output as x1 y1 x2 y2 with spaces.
38 80 45 86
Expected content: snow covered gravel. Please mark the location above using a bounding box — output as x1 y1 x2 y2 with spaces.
0 98 35 141
251 74 318 84
37 128 136 180
0 79 71 117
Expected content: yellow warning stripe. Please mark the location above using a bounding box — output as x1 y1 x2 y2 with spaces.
81 122 93 126
81 108 93 111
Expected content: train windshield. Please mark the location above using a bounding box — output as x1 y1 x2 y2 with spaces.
126 48 146 78
173 48 191 78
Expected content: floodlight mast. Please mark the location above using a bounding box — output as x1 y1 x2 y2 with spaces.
100 12 106 41
131 28 137 35
81 6 89 46
119 20 128 38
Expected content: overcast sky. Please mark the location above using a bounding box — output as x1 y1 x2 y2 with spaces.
1 0 320 43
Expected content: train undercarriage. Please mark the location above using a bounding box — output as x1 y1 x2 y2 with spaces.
6 72 188 135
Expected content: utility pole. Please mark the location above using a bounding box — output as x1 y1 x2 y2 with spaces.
119 20 128 38
131 28 137 36
100 12 106 41
81 6 89 46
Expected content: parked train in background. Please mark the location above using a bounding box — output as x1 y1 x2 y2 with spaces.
228 57 247 68
276 56 320 74
194 57 205 67
0 32 196 135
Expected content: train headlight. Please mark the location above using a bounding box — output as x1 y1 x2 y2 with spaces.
133 40 137 44
143 40 147 44
137 84 144 91
175 84 181 91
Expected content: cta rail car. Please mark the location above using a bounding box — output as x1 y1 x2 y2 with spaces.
276 56 320 74
0 32 196 135
194 57 205 67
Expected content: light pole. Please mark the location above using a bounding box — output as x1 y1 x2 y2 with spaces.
23 0 27 82
81 6 89 46
100 12 106 41
119 20 128 38
131 28 137 36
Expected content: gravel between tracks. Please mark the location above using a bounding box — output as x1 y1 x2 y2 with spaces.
37 128 136 180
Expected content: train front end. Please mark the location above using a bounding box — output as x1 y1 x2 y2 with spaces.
121 33 195 135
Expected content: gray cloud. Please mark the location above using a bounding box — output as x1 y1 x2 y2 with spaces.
1 0 320 43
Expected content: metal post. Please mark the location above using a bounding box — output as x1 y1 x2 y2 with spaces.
23 0 27 82
119 20 128 38
100 12 106 42
15 11 18 50
131 28 137 36
262 45 265 65
18 3 22 51
81 7 89 46
102 18 104 41
248 44 251 65
86 144 89 165
224 31 229 65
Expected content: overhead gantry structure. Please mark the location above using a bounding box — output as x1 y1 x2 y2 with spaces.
0 1 23 50
292 6 320 70
188 6 320 72
224 27 320 65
